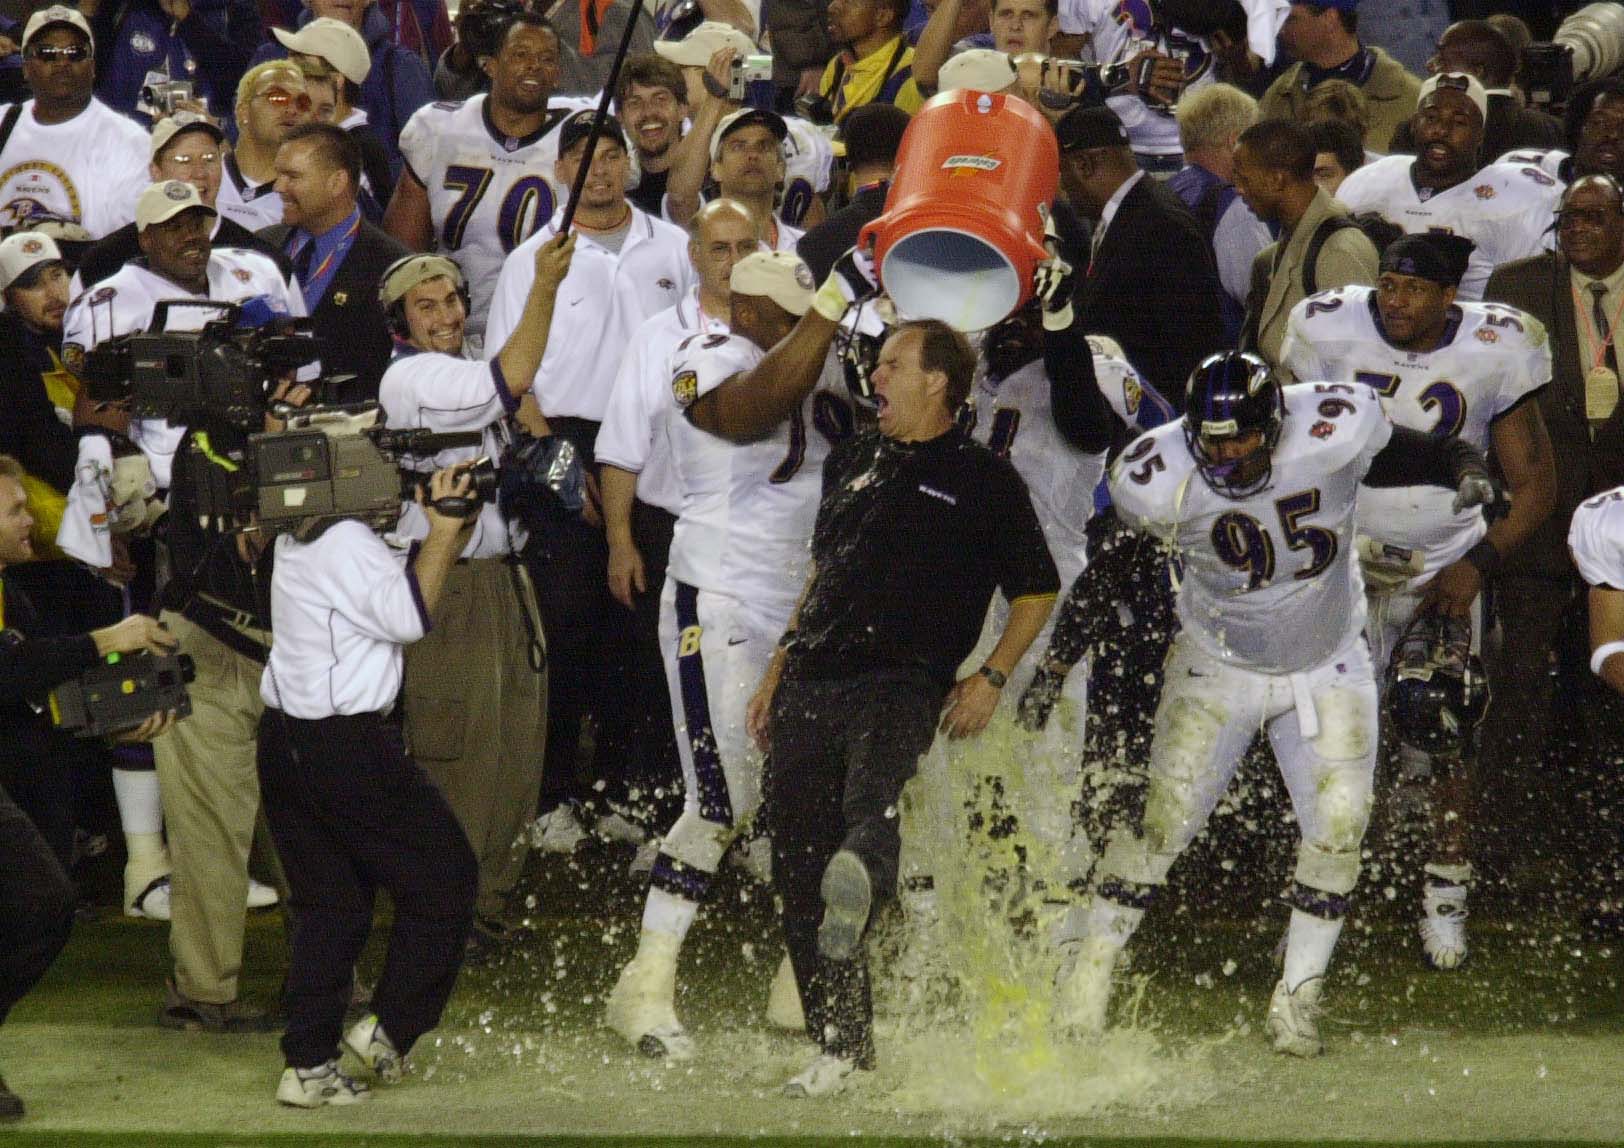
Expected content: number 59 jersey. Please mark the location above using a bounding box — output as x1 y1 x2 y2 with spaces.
665 332 856 632
1108 383 1394 674
1280 286 1549 575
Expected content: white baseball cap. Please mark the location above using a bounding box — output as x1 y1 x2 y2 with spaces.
729 250 815 316
136 180 216 231
21 5 92 50
0 232 63 292
1419 71 1489 125
938 49 1018 94
274 18 372 85
150 111 227 161
653 20 758 67
709 107 787 163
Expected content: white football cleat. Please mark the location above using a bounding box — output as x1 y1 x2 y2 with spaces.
343 1014 403 1083
783 1053 860 1098
246 879 279 910
533 805 590 854
1267 976 1324 1057
276 1060 371 1108
605 931 695 1061
766 953 805 1031
818 851 872 962
1420 882 1469 970
1052 938 1117 1036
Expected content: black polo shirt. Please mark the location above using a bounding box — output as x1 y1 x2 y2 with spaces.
789 425 1059 690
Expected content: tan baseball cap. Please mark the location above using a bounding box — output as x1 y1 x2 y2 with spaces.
274 18 372 85
729 250 814 316
22 5 92 50
150 111 227 161
378 253 466 308
136 180 217 231
0 232 62 292
653 21 757 67
938 49 1017 94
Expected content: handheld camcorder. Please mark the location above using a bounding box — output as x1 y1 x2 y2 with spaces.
47 649 195 738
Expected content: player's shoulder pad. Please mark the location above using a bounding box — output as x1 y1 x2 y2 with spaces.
1460 300 1549 352
1570 486 1624 588
670 331 759 408
1107 421 1193 527
1333 153 1408 204
1277 380 1387 468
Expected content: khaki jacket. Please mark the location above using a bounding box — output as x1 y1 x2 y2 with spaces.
1259 46 1422 153
1249 187 1380 370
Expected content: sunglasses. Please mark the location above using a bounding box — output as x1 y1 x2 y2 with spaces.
259 87 312 111
26 43 90 63
165 152 221 166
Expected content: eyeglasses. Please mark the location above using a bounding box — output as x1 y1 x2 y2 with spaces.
165 152 221 167
258 88 312 111
26 43 90 63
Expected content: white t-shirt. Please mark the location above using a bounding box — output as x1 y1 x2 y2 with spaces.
1280 285 1551 576
595 289 728 516
664 330 854 631
1333 155 1564 300
397 94 596 340
485 205 694 421
0 99 148 238
1570 485 1624 589
378 345 522 558
260 519 428 718
1109 382 1394 673
61 248 307 488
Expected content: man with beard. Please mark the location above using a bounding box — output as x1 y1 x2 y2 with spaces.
386 11 592 353
1501 79 1624 190
815 0 923 121
1335 71 1561 300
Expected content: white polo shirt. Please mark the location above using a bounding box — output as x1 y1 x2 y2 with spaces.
595 289 728 516
484 204 694 422
260 519 430 718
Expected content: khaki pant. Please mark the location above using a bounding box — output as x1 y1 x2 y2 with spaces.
152 611 277 1004
404 558 547 920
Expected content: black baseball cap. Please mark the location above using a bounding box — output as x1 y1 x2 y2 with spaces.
1055 104 1129 153
558 110 628 157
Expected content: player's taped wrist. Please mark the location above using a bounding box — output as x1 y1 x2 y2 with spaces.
1461 538 1501 579
812 272 852 322
1591 639 1624 678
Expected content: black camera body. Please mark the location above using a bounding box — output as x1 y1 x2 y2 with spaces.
48 651 195 738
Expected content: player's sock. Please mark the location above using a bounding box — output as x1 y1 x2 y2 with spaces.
641 886 701 943
113 768 164 839
1083 879 1151 953
1282 883 1348 989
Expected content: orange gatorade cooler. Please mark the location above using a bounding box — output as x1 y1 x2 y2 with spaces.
858 89 1059 332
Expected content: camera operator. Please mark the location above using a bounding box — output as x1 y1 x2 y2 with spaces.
256 465 480 1108
0 453 176 1122
377 237 573 953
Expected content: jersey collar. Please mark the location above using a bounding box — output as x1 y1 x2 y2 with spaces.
481 95 571 153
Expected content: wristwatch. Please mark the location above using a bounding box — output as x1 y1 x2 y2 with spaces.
977 665 1008 689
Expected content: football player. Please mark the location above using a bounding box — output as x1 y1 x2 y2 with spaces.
604 251 861 1061
1571 484 1624 699
1335 71 1561 300
1280 233 1555 970
384 10 593 350
1054 351 1497 1057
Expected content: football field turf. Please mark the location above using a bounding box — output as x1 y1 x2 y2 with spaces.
4 827 1623 1148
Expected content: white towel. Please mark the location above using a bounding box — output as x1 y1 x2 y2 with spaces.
57 434 114 569
1242 0 1292 65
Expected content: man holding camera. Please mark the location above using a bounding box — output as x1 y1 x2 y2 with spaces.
0 453 176 1121
257 465 481 1108
377 236 573 952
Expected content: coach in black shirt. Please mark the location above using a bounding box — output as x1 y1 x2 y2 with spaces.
746 318 1058 1098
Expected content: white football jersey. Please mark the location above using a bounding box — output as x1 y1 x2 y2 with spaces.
1333 155 1563 300
595 289 729 516
62 248 306 489
664 331 855 630
0 100 149 238
1570 485 1624 589
1109 382 1393 674
378 346 521 559
398 95 596 340
1281 286 1550 574
1495 146 1570 182
216 155 284 233
1063 0 1215 158
780 116 835 227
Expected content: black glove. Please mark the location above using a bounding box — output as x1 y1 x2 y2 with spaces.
1016 665 1067 731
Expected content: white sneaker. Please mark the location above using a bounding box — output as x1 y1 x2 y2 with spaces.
246 879 279 910
533 805 589 854
127 875 172 921
605 931 694 1060
818 851 872 962
343 1014 403 1083
1052 937 1117 1036
766 953 805 1031
1420 882 1469 970
594 810 648 846
783 1052 859 1098
1267 976 1324 1057
275 1060 371 1108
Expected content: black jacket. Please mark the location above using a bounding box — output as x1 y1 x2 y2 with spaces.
258 217 409 405
798 182 890 283
77 216 292 292
1389 91 1564 164
0 313 78 493
1075 175 1227 407
0 575 99 789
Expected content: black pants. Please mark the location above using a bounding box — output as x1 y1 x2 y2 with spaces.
257 710 477 1069
0 778 75 1028
614 499 681 829
764 670 942 1065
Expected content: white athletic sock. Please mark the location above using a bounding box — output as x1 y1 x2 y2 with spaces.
642 888 700 944
1283 909 1343 990
112 768 164 837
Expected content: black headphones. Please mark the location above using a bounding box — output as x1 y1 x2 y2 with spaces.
378 253 472 339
